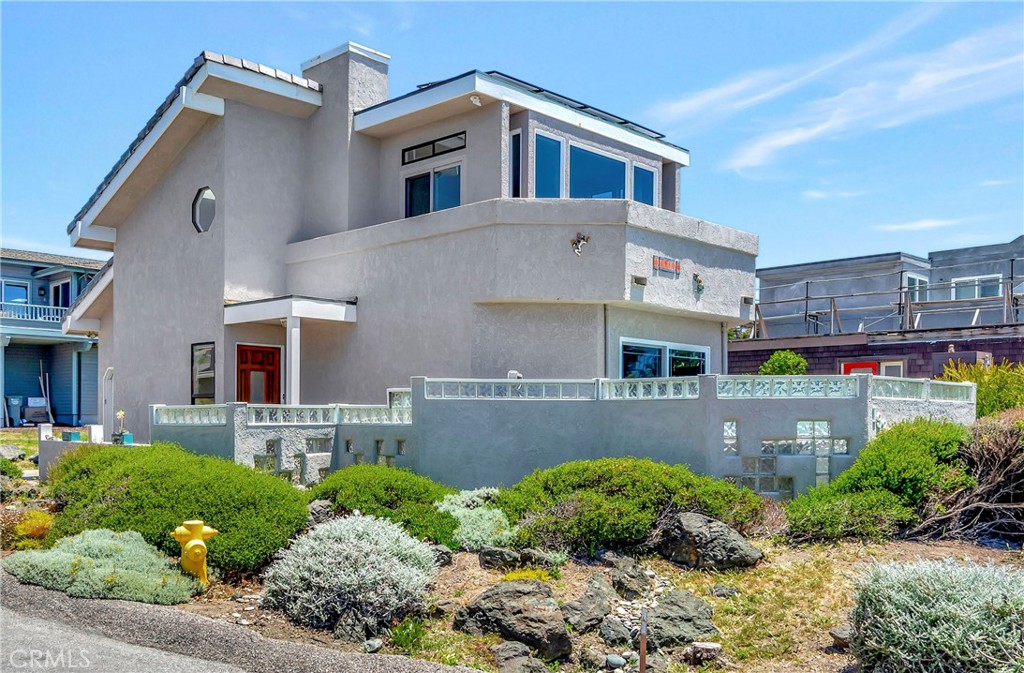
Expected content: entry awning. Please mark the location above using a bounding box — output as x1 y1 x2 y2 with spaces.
223 295 357 325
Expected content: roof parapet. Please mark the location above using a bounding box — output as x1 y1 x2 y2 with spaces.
301 41 391 72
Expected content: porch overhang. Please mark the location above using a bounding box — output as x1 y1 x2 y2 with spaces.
223 295 357 325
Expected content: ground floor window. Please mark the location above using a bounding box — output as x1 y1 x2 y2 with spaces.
191 343 215 404
619 338 708 378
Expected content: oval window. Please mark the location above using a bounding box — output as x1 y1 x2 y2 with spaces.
192 187 216 233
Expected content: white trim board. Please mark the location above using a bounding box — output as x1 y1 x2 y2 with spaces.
224 297 357 325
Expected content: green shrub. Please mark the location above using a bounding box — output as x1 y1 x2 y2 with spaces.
830 419 971 507
758 350 808 376
3 529 199 604
495 457 763 552
308 465 459 548
786 487 917 542
941 360 1024 418
389 616 427 653
11 510 54 549
45 443 307 574
853 559 1024 673
436 488 517 551
0 457 23 479
262 514 437 636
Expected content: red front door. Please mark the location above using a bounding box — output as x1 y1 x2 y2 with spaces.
237 345 281 403
841 360 879 375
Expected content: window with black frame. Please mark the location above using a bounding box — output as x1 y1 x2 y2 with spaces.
621 339 707 378
191 343 215 404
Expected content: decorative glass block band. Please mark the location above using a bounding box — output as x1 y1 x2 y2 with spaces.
716 376 858 399
153 405 228 426
424 380 598 400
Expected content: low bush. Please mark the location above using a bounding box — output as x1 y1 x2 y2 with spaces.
757 350 808 376
495 457 763 552
436 488 517 551
45 443 307 573
501 568 554 582
2 529 199 604
262 514 437 637
785 487 917 542
830 418 971 508
941 360 1024 418
852 559 1024 673
11 510 54 549
0 457 23 479
389 616 427 653
308 465 459 548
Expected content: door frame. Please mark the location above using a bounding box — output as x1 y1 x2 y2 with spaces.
840 360 879 375
235 343 284 404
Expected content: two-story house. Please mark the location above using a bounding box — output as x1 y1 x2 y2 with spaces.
1 249 104 426
730 236 1024 376
63 42 758 442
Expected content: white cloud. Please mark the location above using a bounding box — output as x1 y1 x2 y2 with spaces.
978 178 1020 187
646 5 943 128
801 189 866 200
870 218 968 232
724 20 1024 171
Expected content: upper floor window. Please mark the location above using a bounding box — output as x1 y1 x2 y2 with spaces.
192 187 216 233
907 274 928 302
405 163 461 217
509 130 522 198
570 145 625 199
1 281 28 305
952 274 1001 300
402 132 466 166
535 133 562 198
51 280 71 308
633 165 656 206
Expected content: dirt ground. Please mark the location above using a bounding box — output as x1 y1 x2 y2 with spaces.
177 538 1024 672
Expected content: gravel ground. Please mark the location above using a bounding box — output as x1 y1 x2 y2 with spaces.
0 571 475 673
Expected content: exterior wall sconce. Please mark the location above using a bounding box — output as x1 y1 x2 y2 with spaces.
571 233 590 256
693 273 705 294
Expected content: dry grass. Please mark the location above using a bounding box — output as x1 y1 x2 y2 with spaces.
0 429 39 469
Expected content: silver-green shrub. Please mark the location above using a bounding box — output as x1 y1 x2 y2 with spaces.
261 514 437 635
436 488 518 551
2 529 199 604
853 559 1024 673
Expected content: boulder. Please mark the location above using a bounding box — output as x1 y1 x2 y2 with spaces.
492 641 531 662
605 654 627 669
478 546 522 569
491 641 548 673
646 590 719 650
306 499 334 527
579 647 606 670
454 581 571 660
653 512 762 570
611 560 651 600
562 574 616 633
710 583 739 598
0 444 26 462
679 642 723 665
431 544 453 567
830 623 853 650
520 548 558 569
599 616 632 647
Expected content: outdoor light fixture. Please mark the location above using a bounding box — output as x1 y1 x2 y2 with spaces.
470 95 482 107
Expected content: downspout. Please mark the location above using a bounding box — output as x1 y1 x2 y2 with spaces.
721 322 729 374
603 304 608 378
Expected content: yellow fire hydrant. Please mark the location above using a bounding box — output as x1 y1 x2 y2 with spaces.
171 520 218 585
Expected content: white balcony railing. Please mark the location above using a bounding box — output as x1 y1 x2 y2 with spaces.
602 377 700 400
152 405 228 426
716 375 859 399
870 377 975 403
0 302 68 323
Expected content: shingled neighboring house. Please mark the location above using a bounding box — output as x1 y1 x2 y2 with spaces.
1 248 105 426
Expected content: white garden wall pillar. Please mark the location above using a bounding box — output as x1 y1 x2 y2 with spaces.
285 315 301 404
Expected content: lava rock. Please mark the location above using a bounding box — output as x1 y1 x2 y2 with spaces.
491 641 531 662
454 581 571 660
478 546 522 570
333 611 372 642
563 574 616 633
520 548 558 569
430 599 459 618
830 623 854 650
653 512 763 570
431 544 453 567
579 647 606 670
710 583 739 598
306 499 334 527
611 560 651 600
646 590 719 650
599 616 632 647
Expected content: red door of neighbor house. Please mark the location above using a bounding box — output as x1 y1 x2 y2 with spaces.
841 361 879 375
237 345 281 404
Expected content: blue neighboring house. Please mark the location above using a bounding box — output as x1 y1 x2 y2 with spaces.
1 248 107 426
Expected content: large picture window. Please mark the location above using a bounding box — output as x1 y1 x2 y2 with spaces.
191 343 215 405
535 133 562 198
620 338 708 378
951 274 1001 300
570 145 625 199
405 163 461 217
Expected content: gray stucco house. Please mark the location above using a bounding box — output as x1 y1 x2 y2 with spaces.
1 248 104 426
731 236 1024 377
63 42 758 443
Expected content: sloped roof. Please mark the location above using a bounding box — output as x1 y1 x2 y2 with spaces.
66 257 113 315
67 51 321 235
1 248 107 271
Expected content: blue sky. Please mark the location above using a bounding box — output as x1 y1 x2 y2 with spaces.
2 2 1022 266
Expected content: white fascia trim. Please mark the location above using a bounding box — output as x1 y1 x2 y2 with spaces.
301 41 391 70
355 73 690 166
203 62 322 108
224 298 356 325
70 221 117 249
62 269 112 335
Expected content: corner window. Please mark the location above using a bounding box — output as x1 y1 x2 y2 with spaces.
535 133 563 198
192 187 216 233
510 130 522 198
569 145 625 199
51 280 71 308
191 343 215 405
633 165 656 206
620 338 708 378
404 164 461 218
402 132 466 166
907 275 928 302
952 275 1001 300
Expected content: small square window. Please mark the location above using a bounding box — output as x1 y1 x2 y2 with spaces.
760 457 776 473
761 440 776 455
777 440 794 455
758 476 777 492
741 476 757 491
816 456 830 474
814 421 831 437
741 457 759 474
778 476 795 498
797 440 813 455
815 439 831 456
797 421 814 438
832 438 849 455
723 421 737 438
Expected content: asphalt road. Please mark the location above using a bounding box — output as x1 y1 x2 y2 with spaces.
0 571 474 673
